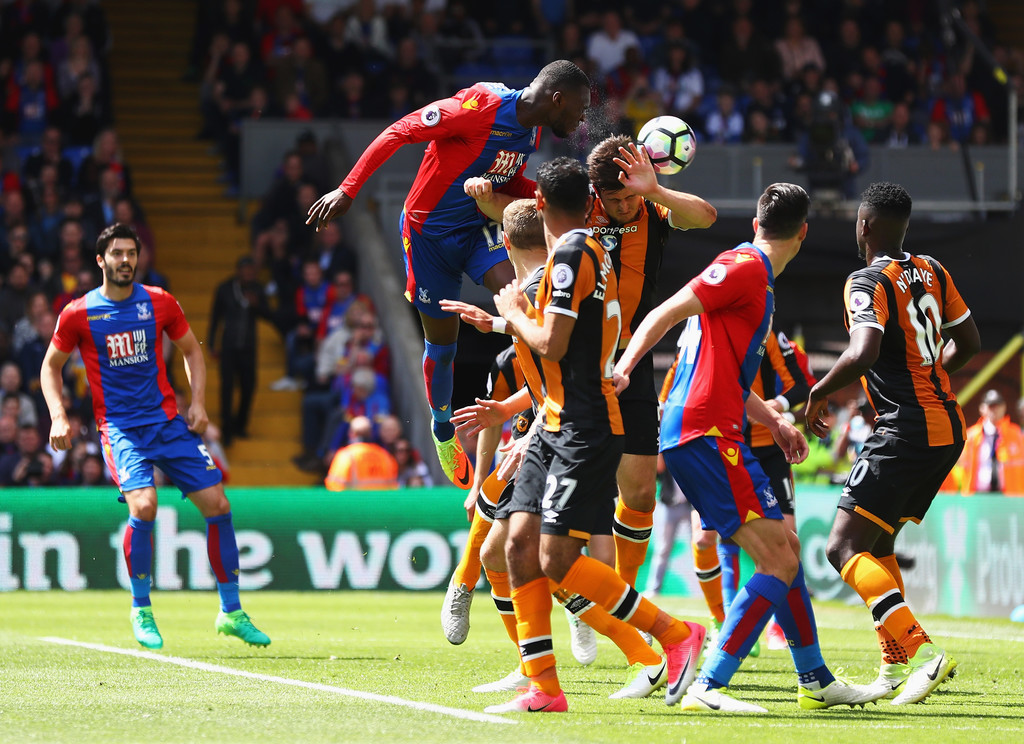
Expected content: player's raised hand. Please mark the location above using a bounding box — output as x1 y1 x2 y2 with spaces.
439 298 496 333
463 177 495 203
48 412 72 451
306 187 353 232
494 282 526 319
614 142 659 197
773 418 809 464
452 397 508 437
496 436 528 480
186 401 209 436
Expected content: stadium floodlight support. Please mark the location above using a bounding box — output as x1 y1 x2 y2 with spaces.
956 330 1024 407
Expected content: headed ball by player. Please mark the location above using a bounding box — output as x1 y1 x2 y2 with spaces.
637 115 696 175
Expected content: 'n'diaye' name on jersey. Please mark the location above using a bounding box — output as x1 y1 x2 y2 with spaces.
588 198 672 343
661 243 775 451
341 82 540 238
534 229 623 435
844 252 971 447
52 284 189 430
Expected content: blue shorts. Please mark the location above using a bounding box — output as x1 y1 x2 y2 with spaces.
101 415 223 499
399 210 510 318
662 436 781 539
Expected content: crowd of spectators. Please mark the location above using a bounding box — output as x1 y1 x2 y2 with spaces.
0 1 167 487
193 0 1023 192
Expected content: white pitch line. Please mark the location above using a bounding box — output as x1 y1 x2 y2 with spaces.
40 637 516 726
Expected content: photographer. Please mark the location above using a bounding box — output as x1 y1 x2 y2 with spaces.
789 91 869 201
0 424 53 486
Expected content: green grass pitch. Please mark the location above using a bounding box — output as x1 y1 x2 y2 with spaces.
2 591 1023 743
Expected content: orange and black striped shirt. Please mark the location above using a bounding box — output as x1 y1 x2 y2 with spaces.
588 198 671 341
747 331 816 448
489 337 536 440
844 252 971 447
534 229 623 434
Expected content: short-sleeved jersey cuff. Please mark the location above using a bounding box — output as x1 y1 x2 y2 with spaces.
942 309 971 329
667 210 689 231
849 320 885 334
545 306 578 320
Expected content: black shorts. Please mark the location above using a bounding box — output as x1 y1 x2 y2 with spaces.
493 477 517 521
751 444 795 515
615 349 659 456
508 427 623 539
838 435 963 534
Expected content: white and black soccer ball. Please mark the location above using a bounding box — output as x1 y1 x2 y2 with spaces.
637 115 696 175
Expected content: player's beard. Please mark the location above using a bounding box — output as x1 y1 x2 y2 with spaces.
106 262 135 286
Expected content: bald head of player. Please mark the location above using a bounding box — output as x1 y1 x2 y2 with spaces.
518 60 591 139
856 181 912 261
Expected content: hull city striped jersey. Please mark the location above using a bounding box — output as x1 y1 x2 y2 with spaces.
511 265 548 428
341 82 540 238
844 252 971 446
747 331 816 448
487 342 535 440
661 243 775 450
534 229 623 434
51 284 189 430
588 198 672 341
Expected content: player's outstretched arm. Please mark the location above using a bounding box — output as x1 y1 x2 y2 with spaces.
438 298 500 333
465 421 503 521
615 285 703 391
746 392 808 464
41 342 72 451
306 188 354 232
452 388 531 437
613 142 717 230
806 326 882 438
173 328 210 435
495 283 573 360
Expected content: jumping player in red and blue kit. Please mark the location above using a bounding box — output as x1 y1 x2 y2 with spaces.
40 224 270 650
615 184 886 714
306 60 591 489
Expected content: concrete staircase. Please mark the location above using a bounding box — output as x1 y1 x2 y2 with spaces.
105 0 316 486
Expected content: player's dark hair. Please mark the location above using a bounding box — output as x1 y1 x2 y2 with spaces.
537 157 590 215
502 199 545 251
535 59 590 93
587 134 633 193
860 181 912 221
95 223 142 257
756 183 809 239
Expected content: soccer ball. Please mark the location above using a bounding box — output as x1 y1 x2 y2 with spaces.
637 116 696 175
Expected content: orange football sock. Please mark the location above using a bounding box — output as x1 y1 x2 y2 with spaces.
511 576 559 696
841 552 930 660
878 553 905 595
613 500 654 586
485 568 519 648
874 554 908 663
451 475 501 589
692 542 725 623
579 603 662 666
559 555 690 647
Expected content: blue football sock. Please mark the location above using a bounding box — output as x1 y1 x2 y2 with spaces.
124 516 154 608
772 564 833 686
717 541 741 612
699 572 788 689
205 513 241 612
423 341 457 441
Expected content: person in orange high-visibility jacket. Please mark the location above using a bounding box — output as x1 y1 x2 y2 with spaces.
325 415 399 491
958 389 1024 495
